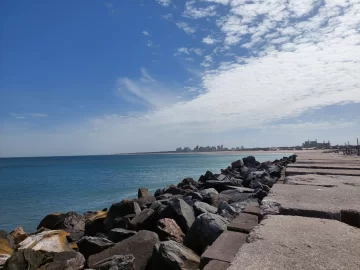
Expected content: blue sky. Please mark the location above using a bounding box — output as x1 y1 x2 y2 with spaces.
1 0 360 157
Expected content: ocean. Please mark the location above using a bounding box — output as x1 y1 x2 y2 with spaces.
0 153 290 232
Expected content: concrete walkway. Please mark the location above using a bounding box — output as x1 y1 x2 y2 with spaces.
227 151 360 270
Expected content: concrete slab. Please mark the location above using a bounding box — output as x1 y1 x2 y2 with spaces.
242 200 260 216
225 186 255 193
200 231 247 268
288 163 360 170
286 167 360 176
227 213 258 233
228 215 360 270
264 175 360 223
203 260 229 270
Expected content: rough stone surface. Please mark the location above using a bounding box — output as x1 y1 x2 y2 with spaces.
134 196 156 209
138 188 151 198
129 209 156 231
199 188 218 197
38 251 85 270
155 218 185 243
217 201 237 220
88 230 159 270
159 199 195 233
200 231 247 268
202 193 231 208
84 212 107 237
227 213 258 233
108 229 136 243
228 215 360 270
203 260 230 270
193 202 217 216
151 240 200 270
9 228 28 247
184 213 229 254
104 201 141 232
77 236 114 258
37 212 86 242
90 254 135 270
18 230 72 252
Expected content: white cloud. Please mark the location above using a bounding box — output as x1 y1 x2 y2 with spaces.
176 21 196 34
202 35 218 44
156 0 171 7
202 0 229 4
176 47 203 56
142 31 149 36
183 0 217 19
10 113 48 119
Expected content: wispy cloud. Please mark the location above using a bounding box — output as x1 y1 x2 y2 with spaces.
175 47 203 56
156 0 171 7
10 113 48 119
142 31 149 36
202 35 218 45
183 0 217 19
176 21 196 34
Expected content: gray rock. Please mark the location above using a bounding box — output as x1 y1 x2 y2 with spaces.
88 231 159 270
77 236 114 259
217 201 237 220
138 188 151 198
231 160 244 169
37 212 85 241
199 188 218 197
104 201 141 232
202 193 231 207
184 191 203 201
155 218 184 243
39 251 85 270
193 202 217 216
159 199 195 233
90 255 135 270
129 209 156 231
112 215 136 230
151 240 200 270
162 185 184 195
133 196 156 210
220 190 253 203
242 156 258 167
184 213 229 254
177 178 199 189
108 229 136 243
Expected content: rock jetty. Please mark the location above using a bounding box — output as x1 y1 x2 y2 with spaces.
0 154 296 270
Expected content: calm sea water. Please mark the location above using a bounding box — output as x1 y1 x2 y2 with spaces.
0 153 290 232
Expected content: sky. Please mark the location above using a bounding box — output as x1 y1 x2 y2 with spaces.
1 0 360 157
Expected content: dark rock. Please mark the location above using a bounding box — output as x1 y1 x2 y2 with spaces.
159 199 195 233
154 189 162 197
202 193 231 208
88 230 159 270
85 214 107 236
155 193 175 200
220 190 253 204
151 240 200 270
149 201 166 212
90 254 135 270
95 233 108 239
162 185 184 195
108 229 136 243
193 201 217 216
155 218 185 243
180 184 198 192
134 196 156 210
104 201 141 232
129 209 156 231
182 196 197 207
138 188 151 198
231 160 244 169
199 188 218 197
242 156 259 167
198 171 216 183
77 236 114 259
184 213 229 254
39 251 85 270
177 178 199 189
37 212 85 242
217 201 237 220
112 214 136 230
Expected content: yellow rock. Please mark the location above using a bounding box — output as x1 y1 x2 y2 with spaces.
18 230 72 253
85 211 107 223
9 227 28 246
0 239 13 256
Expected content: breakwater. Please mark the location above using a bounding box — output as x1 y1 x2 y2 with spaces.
0 154 296 270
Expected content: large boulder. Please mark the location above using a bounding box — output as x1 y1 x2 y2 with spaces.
112 214 136 230
217 201 238 220
77 236 114 259
162 185 184 195
177 178 200 190
138 188 151 198
134 196 156 210
198 171 216 183
104 200 141 232
199 188 218 197
129 209 156 231
4 249 85 270
159 199 195 233
151 240 200 270
108 228 136 243
37 212 86 241
18 230 72 252
9 227 28 247
202 193 231 208
242 156 259 167
0 233 13 268
231 159 244 169
184 213 229 254
155 218 184 243
38 251 85 270
88 230 159 270
90 254 135 270
193 202 217 216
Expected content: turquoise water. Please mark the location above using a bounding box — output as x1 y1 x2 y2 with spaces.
0 153 289 232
